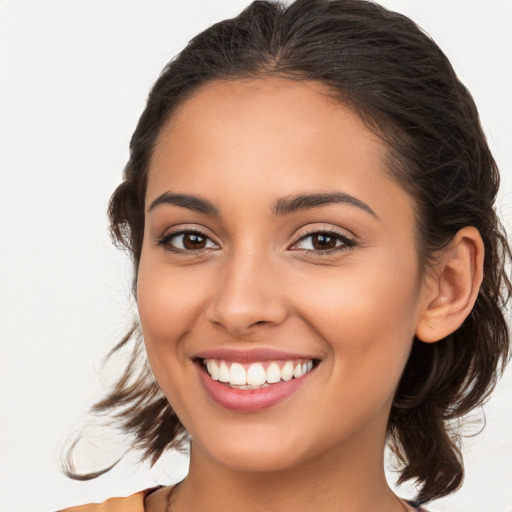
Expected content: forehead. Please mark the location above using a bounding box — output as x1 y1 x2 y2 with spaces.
146 77 412 223
153 78 382 168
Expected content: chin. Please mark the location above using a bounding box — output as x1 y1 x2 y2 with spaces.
204 443 308 473
189 419 331 475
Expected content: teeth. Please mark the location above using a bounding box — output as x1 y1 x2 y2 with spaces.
204 358 315 387
281 361 294 381
218 361 230 383
247 363 266 386
232 383 270 390
207 360 219 380
266 362 281 383
229 363 247 385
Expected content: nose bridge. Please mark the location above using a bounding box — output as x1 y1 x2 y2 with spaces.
207 242 287 334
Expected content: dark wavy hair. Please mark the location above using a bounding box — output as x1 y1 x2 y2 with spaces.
64 0 511 504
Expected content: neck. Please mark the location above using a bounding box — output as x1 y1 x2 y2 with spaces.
175 424 402 512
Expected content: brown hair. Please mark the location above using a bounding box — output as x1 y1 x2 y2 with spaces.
65 0 511 504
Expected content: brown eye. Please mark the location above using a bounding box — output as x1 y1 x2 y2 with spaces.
311 233 338 250
182 233 207 250
158 230 219 252
292 230 356 254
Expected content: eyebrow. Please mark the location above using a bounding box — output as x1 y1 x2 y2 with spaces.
148 191 377 219
148 192 220 216
272 192 378 218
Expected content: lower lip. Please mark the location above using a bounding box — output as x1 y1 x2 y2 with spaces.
196 363 313 412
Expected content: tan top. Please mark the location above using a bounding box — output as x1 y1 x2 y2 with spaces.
58 488 426 511
58 489 154 512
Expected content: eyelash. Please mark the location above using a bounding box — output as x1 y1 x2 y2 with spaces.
157 228 218 254
291 228 357 254
156 228 357 255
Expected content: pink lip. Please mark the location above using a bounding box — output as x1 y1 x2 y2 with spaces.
195 361 316 412
194 347 317 363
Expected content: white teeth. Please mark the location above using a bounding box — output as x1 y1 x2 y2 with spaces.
218 361 230 383
232 383 270 390
229 363 247 385
281 361 294 381
247 363 266 386
266 362 281 383
204 358 316 387
207 360 219 381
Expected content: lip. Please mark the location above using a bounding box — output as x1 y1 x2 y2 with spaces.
194 347 318 363
195 358 318 412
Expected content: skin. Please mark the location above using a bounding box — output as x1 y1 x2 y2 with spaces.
137 78 481 512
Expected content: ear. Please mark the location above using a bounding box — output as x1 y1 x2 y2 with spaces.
416 226 484 343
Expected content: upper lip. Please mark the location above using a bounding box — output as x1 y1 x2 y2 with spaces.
194 347 319 363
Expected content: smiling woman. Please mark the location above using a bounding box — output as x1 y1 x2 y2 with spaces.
54 0 511 507
137 78 436 486
4 0 508 511
54 0 511 510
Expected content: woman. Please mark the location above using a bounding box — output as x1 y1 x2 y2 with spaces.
59 0 511 510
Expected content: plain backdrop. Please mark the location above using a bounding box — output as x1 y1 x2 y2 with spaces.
0 1 511 511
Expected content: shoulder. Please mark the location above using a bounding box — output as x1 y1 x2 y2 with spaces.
57 487 162 512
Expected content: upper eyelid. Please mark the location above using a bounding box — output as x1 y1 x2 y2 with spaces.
160 226 218 241
159 226 352 239
291 226 355 243
158 227 355 254
295 227 352 238
157 227 221 252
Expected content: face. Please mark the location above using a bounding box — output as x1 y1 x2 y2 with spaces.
137 78 429 473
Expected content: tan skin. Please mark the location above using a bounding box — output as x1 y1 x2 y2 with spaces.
139 78 484 512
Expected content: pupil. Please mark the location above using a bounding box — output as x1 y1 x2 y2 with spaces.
313 234 336 250
184 233 206 250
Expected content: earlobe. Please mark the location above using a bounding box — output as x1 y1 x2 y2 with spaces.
415 226 484 343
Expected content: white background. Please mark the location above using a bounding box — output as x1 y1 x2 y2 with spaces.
0 1 511 511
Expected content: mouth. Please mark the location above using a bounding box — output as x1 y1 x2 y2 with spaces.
194 355 320 411
201 358 316 389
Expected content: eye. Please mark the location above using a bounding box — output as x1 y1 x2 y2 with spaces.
157 229 219 253
291 230 356 254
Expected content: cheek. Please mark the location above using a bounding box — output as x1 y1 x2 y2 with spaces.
291 251 421 372
137 256 205 342
136 259 199 393
136 255 208 413
292 259 421 433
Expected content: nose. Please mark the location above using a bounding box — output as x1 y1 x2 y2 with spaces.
206 250 289 336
